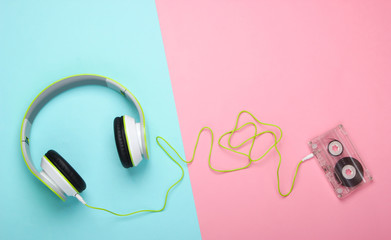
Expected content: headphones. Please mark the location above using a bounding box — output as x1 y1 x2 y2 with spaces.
20 74 149 201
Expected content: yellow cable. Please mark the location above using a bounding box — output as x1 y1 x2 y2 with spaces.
85 110 304 216
161 110 303 196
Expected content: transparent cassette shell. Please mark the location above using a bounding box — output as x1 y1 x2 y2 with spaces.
308 125 372 199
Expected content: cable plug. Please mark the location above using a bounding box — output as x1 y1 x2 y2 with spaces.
301 153 314 162
75 193 86 205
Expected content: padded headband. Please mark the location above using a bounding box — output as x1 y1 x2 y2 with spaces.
20 74 148 196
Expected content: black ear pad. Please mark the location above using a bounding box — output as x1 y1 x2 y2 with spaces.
114 116 133 168
45 150 87 193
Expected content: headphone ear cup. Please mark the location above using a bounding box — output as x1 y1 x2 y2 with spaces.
122 115 143 166
42 150 86 195
114 116 133 168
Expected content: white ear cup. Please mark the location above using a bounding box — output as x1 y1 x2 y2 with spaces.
136 122 148 158
123 115 143 166
40 156 78 197
136 122 148 159
38 171 67 200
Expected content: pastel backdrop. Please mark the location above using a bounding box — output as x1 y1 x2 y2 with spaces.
156 0 391 239
0 1 201 240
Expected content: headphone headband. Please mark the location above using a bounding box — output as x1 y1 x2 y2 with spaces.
20 74 148 200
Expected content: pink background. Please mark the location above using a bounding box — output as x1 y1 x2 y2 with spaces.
156 1 391 239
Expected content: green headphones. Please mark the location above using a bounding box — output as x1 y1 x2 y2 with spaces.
20 74 185 217
20 74 149 201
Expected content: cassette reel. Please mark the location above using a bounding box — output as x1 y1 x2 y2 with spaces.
308 125 372 199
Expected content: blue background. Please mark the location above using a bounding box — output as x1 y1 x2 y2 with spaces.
0 1 201 239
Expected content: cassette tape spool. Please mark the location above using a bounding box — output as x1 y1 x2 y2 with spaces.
308 125 372 199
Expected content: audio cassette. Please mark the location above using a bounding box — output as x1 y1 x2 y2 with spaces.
308 125 372 199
